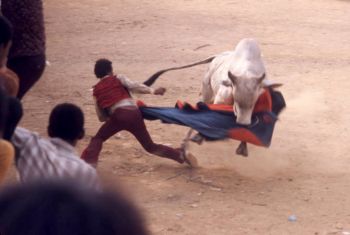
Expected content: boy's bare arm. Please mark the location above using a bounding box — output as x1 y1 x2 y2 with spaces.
118 75 166 95
117 74 156 94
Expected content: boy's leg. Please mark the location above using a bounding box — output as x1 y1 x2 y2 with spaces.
127 109 185 163
82 107 198 167
81 114 123 166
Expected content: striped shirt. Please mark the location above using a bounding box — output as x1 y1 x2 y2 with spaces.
12 127 100 191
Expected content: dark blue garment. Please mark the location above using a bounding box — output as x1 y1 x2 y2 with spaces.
140 103 277 146
139 90 285 147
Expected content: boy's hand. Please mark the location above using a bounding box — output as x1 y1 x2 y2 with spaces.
154 87 166 95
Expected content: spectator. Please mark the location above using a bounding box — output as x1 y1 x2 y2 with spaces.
0 181 150 235
12 103 100 191
0 15 19 97
0 89 14 185
0 15 23 141
1 0 46 99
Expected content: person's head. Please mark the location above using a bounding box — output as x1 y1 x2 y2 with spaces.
0 16 13 68
0 181 150 235
48 103 84 145
94 58 113 78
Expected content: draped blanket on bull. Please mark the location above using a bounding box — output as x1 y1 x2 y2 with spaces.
138 89 285 147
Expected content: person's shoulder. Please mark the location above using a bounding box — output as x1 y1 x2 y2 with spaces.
64 155 99 182
116 74 128 80
0 68 20 97
13 127 34 143
0 139 15 156
14 128 55 164
14 126 37 138
74 157 96 172
52 142 94 171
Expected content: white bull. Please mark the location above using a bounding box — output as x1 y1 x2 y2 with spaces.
144 38 270 156
145 38 267 124
201 38 266 125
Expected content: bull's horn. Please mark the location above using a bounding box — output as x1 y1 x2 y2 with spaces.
258 73 266 83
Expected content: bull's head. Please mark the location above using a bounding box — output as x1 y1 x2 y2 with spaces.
228 71 265 125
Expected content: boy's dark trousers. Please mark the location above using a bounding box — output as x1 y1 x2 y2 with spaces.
81 106 183 165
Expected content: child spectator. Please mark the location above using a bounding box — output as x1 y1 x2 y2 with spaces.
12 103 100 190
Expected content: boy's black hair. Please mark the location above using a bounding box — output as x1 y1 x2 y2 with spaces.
48 103 84 142
0 181 150 235
94 58 113 78
0 15 13 46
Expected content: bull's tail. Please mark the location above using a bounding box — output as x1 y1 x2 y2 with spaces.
143 55 216 86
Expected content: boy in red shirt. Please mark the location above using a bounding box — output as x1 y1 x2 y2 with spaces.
81 59 197 168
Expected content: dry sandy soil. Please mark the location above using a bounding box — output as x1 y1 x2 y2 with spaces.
4 0 350 234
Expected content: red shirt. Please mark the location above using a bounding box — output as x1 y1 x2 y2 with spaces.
93 75 131 109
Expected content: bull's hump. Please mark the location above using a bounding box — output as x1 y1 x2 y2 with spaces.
234 38 262 61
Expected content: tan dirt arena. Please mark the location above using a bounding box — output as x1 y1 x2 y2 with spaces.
4 0 350 234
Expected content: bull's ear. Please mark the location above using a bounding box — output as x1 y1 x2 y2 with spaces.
228 71 237 85
258 73 265 83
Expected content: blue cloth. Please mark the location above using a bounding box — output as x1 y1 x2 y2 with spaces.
140 102 278 146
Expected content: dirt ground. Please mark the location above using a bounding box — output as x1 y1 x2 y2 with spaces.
4 0 350 234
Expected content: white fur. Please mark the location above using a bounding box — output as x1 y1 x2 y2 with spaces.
201 38 266 125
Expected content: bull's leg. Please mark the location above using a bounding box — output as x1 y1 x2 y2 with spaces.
236 141 248 157
182 129 194 150
192 77 212 145
190 133 204 145
183 129 205 146
200 76 214 103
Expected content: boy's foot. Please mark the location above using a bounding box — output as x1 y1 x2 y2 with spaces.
183 152 199 168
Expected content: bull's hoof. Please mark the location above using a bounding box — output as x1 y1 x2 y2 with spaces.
236 142 248 157
190 133 204 145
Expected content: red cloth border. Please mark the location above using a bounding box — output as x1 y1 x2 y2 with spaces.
174 88 272 113
228 128 263 146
